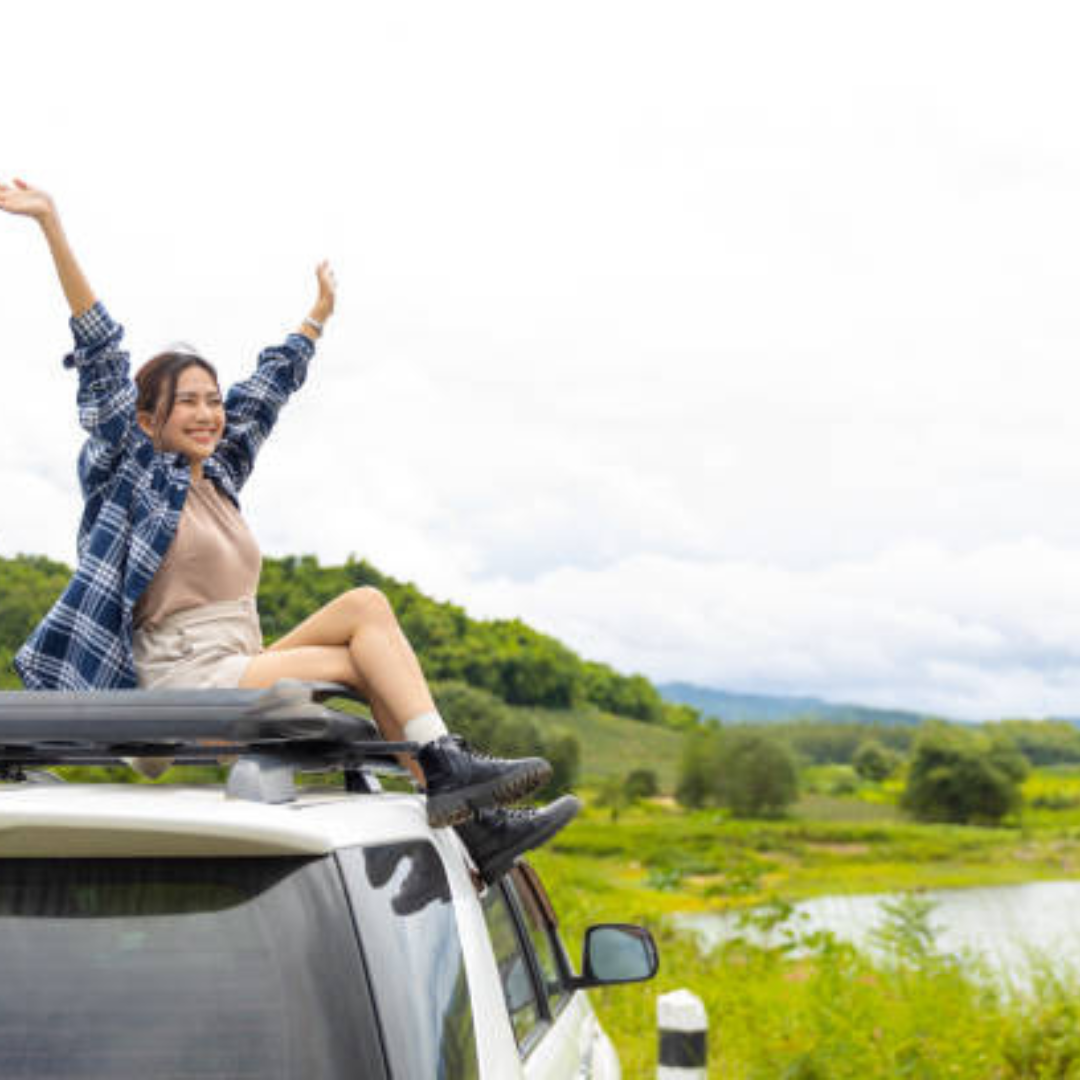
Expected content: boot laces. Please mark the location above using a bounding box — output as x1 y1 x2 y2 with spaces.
450 735 498 762
489 806 536 824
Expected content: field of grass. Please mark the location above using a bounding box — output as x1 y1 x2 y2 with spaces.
531 777 1080 1078
540 797 1080 914
520 704 684 789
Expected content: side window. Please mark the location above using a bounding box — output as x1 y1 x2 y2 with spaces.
506 870 569 1016
482 884 542 1049
337 842 480 1080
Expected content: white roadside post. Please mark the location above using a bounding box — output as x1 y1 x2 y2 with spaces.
657 989 707 1079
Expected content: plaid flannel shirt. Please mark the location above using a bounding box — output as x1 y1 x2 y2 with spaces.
14 301 314 690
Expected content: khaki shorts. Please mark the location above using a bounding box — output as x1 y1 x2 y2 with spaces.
133 597 263 690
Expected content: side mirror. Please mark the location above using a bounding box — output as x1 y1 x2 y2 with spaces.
571 924 659 989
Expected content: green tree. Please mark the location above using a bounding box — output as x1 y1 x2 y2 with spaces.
715 731 799 818
543 730 580 797
675 726 799 817
675 727 717 808
901 723 1027 825
660 701 701 730
0 555 70 652
853 739 898 782
594 775 631 822
990 719 1080 766
626 768 659 800
0 648 18 691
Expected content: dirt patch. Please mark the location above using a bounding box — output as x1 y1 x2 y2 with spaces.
805 842 872 856
756 849 798 866
684 873 726 888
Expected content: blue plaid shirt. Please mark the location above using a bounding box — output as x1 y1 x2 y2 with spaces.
14 302 314 690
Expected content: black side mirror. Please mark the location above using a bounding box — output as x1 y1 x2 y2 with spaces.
570 923 659 989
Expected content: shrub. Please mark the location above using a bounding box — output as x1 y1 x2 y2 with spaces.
625 768 659 800
901 723 1028 825
853 740 898 782
676 728 717 808
676 726 799 817
716 731 799 817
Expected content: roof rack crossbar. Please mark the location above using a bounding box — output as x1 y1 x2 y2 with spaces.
0 682 419 803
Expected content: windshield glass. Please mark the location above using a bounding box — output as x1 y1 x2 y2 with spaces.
0 857 385 1079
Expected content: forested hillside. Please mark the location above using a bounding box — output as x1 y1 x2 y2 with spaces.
0 553 689 715
0 554 698 791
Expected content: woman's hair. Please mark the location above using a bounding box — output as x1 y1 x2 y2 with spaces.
135 348 221 444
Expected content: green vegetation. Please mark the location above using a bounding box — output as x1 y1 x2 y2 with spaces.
902 722 1030 825
852 738 899 782
625 767 658 800
257 554 690 721
533 787 1080 1078
0 553 697 723
677 726 799 816
518 703 684 788
11 546 1080 1078
13 554 1080 1074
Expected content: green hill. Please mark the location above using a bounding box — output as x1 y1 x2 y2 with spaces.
0 553 691 792
516 704 684 790
0 553 682 718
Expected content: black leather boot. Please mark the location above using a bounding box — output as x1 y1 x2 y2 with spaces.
418 735 552 827
455 795 581 885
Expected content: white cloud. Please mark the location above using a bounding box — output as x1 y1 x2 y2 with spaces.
459 541 1080 721
5 2 1080 716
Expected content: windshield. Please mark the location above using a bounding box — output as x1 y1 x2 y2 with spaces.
0 857 385 1079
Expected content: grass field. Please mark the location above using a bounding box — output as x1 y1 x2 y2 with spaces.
520 704 684 788
531 778 1080 1078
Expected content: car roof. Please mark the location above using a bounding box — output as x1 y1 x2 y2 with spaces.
0 783 435 857
0 682 433 856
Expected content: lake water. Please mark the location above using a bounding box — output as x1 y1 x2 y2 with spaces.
674 880 1080 987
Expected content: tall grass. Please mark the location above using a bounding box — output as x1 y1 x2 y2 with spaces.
537 852 1080 1078
532 794 1080 1077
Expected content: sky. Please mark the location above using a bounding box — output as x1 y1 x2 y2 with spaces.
5 1 1080 719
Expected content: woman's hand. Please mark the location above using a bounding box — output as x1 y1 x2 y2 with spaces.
1 179 95 315
0 179 56 225
298 261 337 342
312 260 337 323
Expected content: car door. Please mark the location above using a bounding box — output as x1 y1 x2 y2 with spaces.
482 865 621 1080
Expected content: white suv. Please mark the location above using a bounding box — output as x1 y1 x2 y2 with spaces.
0 682 657 1079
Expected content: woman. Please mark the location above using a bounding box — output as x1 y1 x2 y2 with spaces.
0 179 578 882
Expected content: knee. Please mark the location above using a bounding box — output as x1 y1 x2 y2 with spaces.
345 586 394 625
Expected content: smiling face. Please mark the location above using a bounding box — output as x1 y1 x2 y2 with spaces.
137 363 225 462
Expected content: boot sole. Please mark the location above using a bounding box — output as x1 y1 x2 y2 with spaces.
426 759 553 828
475 795 582 884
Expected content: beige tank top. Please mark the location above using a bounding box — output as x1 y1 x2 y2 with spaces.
135 477 262 630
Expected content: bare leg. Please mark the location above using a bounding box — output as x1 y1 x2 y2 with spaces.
238 642 425 784
243 588 550 827
250 588 435 726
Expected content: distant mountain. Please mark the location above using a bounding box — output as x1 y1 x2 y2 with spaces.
658 682 930 727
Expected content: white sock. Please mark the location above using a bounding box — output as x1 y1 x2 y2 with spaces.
404 710 449 746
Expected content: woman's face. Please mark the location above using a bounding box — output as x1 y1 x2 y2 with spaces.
139 365 225 461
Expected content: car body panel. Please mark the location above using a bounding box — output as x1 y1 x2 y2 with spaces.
0 780 631 1078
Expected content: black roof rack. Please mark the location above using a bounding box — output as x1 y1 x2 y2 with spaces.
0 681 418 805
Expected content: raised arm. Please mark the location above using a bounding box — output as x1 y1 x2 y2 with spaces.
0 179 96 316
214 262 337 492
1 180 136 501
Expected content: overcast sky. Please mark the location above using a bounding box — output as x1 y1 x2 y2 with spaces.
5 1 1080 719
